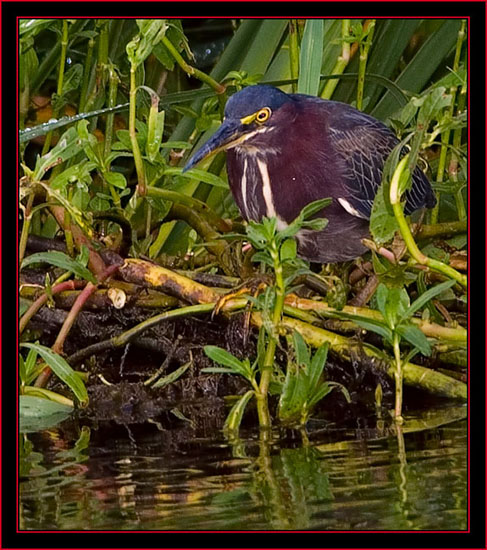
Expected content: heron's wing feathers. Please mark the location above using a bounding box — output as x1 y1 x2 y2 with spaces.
327 107 435 219
327 109 396 219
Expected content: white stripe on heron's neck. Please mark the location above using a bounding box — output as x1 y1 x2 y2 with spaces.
256 158 277 218
241 158 249 217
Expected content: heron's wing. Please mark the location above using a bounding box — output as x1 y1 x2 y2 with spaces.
327 106 435 219
327 108 397 219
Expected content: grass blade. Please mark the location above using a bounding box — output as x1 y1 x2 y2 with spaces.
372 20 462 120
298 19 324 96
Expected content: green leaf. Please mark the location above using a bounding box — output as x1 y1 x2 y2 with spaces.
115 129 134 150
399 279 456 323
293 330 310 369
251 252 273 267
354 318 394 343
223 390 254 434
153 41 175 71
127 19 168 66
369 181 399 245
396 324 431 356
301 218 328 232
417 86 451 127
21 251 97 284
376 284 409 329
89 196 110 211
19 298 31 317
19 355 26 385
299 198 332 220
326 307 394 343
61 63 83 95
146 108 165 163
307 381 333 411
297 19 324 96
151 361 191 389
204 346 253 381
19 19 56 38
278 359 305 425
171 167 228 188
33 127 83 181
159 140 191 150
239 19 288 75
21 346 43 385
280 238 297 262
19 395 73 433
152 20 191 71
23 385 74 407
247 220 274 249
408 86 451 172
71 187 91 211
20 343 88 406
201 367 239 375
50 160 96 190
309 342 329 391
105 171 127 189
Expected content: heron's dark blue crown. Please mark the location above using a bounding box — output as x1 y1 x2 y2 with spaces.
224 85 292 118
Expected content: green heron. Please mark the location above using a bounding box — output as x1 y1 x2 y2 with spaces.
184 85 436 263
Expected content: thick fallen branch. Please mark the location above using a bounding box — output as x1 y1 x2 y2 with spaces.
20 281 180 310
284 296 467 343
119 258 221 304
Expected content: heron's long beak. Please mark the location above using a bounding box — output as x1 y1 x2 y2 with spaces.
182 118 245 172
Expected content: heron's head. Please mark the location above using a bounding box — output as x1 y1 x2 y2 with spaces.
183 85 293 171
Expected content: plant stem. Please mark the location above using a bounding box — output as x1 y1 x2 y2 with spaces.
288 20 300 93
104 66 119 159
392 332 404 422
321 19 350 99
34 265 119 388
79 37 95 113
161 35 225 95
390 156 467 288
430 19 466 224
19 193 35 265
415 220 467 239
257 245 286 428
449 38 467 222
104 65 121 206
356 20 375 111
42 19 69 155
129 62 146 196
64 187 74 256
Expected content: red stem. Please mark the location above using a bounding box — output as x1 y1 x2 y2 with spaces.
33 264 120 388
19 280 86 335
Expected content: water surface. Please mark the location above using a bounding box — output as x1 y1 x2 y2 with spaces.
19 405 467 531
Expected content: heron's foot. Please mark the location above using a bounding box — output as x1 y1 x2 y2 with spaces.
212 274 273 318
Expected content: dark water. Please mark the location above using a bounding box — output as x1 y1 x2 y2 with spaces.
19 405 467 531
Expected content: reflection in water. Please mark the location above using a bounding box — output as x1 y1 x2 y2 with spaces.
20 406 467 531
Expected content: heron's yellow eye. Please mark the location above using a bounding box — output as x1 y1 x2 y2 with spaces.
256 107 271 123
